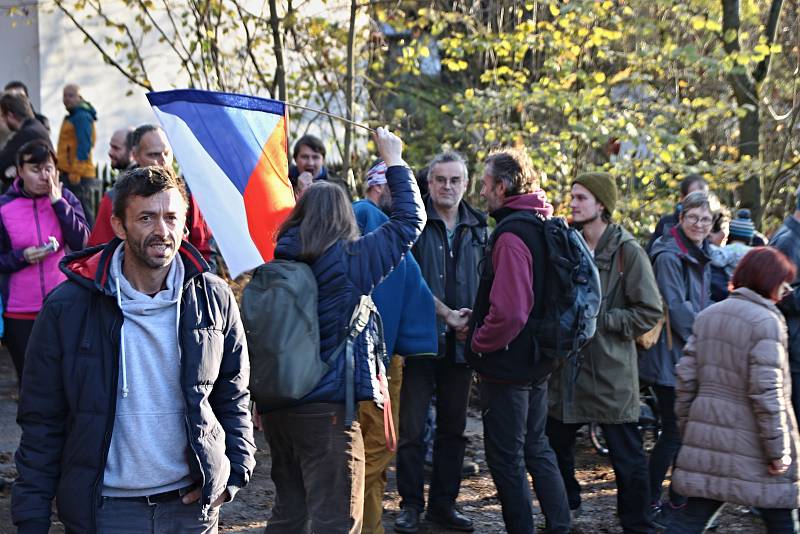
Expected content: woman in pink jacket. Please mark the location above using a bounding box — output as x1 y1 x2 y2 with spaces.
668 247 800 533
0 140 89 382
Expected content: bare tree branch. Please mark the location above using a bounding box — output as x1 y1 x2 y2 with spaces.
87 0 151 86
53 0 152 90
268 0 287 100
343 0 358 178
233 1 272 95
753 0 785 83
137 0 199 87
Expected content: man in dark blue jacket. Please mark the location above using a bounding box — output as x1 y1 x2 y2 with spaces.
12 166 255 533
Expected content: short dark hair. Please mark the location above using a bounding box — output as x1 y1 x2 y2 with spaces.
3 80 29 95
427 151 469 182
125 129 137 151
292 135 326 160
129 124 161 150
732 247 796 299
16 139 56 168
112 166 188 222
711 205 731 234
0 92 34 120
484 147 540 196
679 174 708 198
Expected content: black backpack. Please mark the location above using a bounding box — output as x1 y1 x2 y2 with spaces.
487 212 601 381
524 214 601 363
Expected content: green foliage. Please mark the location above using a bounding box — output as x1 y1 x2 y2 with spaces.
36 0 800 233
369 0 799 237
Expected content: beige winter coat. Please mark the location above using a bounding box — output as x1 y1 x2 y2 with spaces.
672 287 800 509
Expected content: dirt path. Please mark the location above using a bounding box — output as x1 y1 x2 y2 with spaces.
0 351 766 533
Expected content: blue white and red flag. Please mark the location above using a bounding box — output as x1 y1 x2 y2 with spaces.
147 89 295 277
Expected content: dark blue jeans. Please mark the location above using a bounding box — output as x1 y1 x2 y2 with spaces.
396 357 472 512
96 495 219 533
666 497 799 534
546 418 655 533
648 385 686 507
481 380 571 534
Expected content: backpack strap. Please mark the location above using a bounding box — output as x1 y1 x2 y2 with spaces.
342 297 396 449
380 373 397 452
327 295 384 429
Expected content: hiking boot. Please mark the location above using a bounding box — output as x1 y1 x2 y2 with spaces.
653 501 685 530
427 506 474 532
395 507 420 533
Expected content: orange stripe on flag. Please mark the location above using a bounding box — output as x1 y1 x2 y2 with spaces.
243 117 295 262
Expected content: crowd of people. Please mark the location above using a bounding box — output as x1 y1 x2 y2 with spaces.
1 81 799 534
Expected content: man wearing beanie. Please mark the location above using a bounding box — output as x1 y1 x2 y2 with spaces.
714 209 754 279
546 172 662 533
772 187 800 417
729 208 755 245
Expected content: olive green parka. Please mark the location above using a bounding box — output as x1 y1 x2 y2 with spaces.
548 223 662 424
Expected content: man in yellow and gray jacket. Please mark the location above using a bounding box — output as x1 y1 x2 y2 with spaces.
57 83 98 227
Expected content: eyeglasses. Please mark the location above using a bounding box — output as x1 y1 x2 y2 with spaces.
684 214 713 227
431 176 463 186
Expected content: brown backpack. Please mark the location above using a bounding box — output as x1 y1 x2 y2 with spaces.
616 247 672 351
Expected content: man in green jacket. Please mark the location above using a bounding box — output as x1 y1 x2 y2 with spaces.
546 172 662 534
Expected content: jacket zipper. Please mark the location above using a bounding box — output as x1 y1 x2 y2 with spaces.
91 311 122 529
439 222 465 300
32 197 46 301
180 280 207 511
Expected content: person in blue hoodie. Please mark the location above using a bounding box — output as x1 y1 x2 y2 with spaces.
353 160 438 534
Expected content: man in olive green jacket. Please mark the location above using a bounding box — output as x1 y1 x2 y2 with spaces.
546 173 662 534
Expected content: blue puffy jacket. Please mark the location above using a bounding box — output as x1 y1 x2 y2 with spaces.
274 165 425 404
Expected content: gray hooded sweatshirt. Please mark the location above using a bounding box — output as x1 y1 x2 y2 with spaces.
102 244 194 497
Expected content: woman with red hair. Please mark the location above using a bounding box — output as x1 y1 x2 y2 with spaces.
667 247 800 533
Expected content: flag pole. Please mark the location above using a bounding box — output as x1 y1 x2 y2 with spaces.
285 101 376 133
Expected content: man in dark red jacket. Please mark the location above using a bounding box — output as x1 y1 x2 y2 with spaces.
466 148 571 534
89 124 213 261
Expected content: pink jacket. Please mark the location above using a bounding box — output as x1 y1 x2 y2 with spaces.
0 179 89 316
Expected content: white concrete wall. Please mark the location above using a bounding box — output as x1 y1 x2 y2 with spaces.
0 2 41 144
38 3 186 168
3 1 365 168
0 2 41 109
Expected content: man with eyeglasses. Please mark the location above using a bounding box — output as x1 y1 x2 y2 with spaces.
395 151 488 533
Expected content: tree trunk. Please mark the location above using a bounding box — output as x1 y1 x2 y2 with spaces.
721 0 784 225
730 72 761 220
268 0 286 101
343 0 358 180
